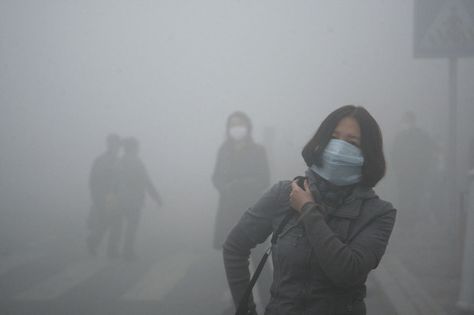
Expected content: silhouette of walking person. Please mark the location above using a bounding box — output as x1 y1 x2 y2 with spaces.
86 133 122 256
108 137 162 260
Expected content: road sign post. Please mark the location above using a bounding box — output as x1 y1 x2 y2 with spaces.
414 0 474 311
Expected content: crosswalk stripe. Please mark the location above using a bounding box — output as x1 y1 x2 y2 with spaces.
122 252 197 301
14 257 110 300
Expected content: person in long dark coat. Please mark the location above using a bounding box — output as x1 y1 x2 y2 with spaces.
86 134 121 256
223 106 396 315
212 111 271 309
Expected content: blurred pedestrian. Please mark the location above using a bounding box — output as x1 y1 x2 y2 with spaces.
86 133 121 256
391 111 436 238
108 137 162 260
212 111 272 310
223 105 396 315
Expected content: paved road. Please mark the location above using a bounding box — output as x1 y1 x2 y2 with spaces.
0 231 400 315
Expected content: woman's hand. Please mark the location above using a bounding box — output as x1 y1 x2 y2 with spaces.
290 179 315 213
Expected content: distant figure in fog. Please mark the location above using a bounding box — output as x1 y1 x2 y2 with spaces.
391 111 436 236
108 137 162 260
212 111 271 308
86 133 121 256
223 105 396 315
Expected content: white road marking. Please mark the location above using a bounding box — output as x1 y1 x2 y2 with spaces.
122 252 197 301
15 257 109 300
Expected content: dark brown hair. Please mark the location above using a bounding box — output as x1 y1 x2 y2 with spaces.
302 105 386 187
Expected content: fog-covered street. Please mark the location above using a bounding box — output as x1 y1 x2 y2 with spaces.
1 1 474 314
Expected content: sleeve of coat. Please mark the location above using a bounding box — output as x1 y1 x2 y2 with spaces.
144 170 162 205
222 182 283 311
301 201 396 288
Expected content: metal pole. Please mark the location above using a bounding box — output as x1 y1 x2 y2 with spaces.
457 174 474 311
448 57 460 242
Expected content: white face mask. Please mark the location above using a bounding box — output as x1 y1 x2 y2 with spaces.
229 126 248 141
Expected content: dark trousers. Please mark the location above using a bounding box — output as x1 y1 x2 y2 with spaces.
396 176 426 238
108 208 142 257
86 206 114 254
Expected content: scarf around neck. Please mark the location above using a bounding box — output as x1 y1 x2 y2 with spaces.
305 168 356 209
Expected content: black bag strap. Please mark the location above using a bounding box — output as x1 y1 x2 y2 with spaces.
235 211 294 315
235 176 305 315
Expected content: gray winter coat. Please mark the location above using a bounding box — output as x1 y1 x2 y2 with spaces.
223 176 396 315
212 141 270 249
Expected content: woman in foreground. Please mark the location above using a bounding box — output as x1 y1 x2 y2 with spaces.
223 105 396 315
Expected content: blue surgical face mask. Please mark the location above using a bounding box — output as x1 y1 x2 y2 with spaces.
310 138 364 186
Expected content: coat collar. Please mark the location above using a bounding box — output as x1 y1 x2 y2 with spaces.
329 186 376 219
